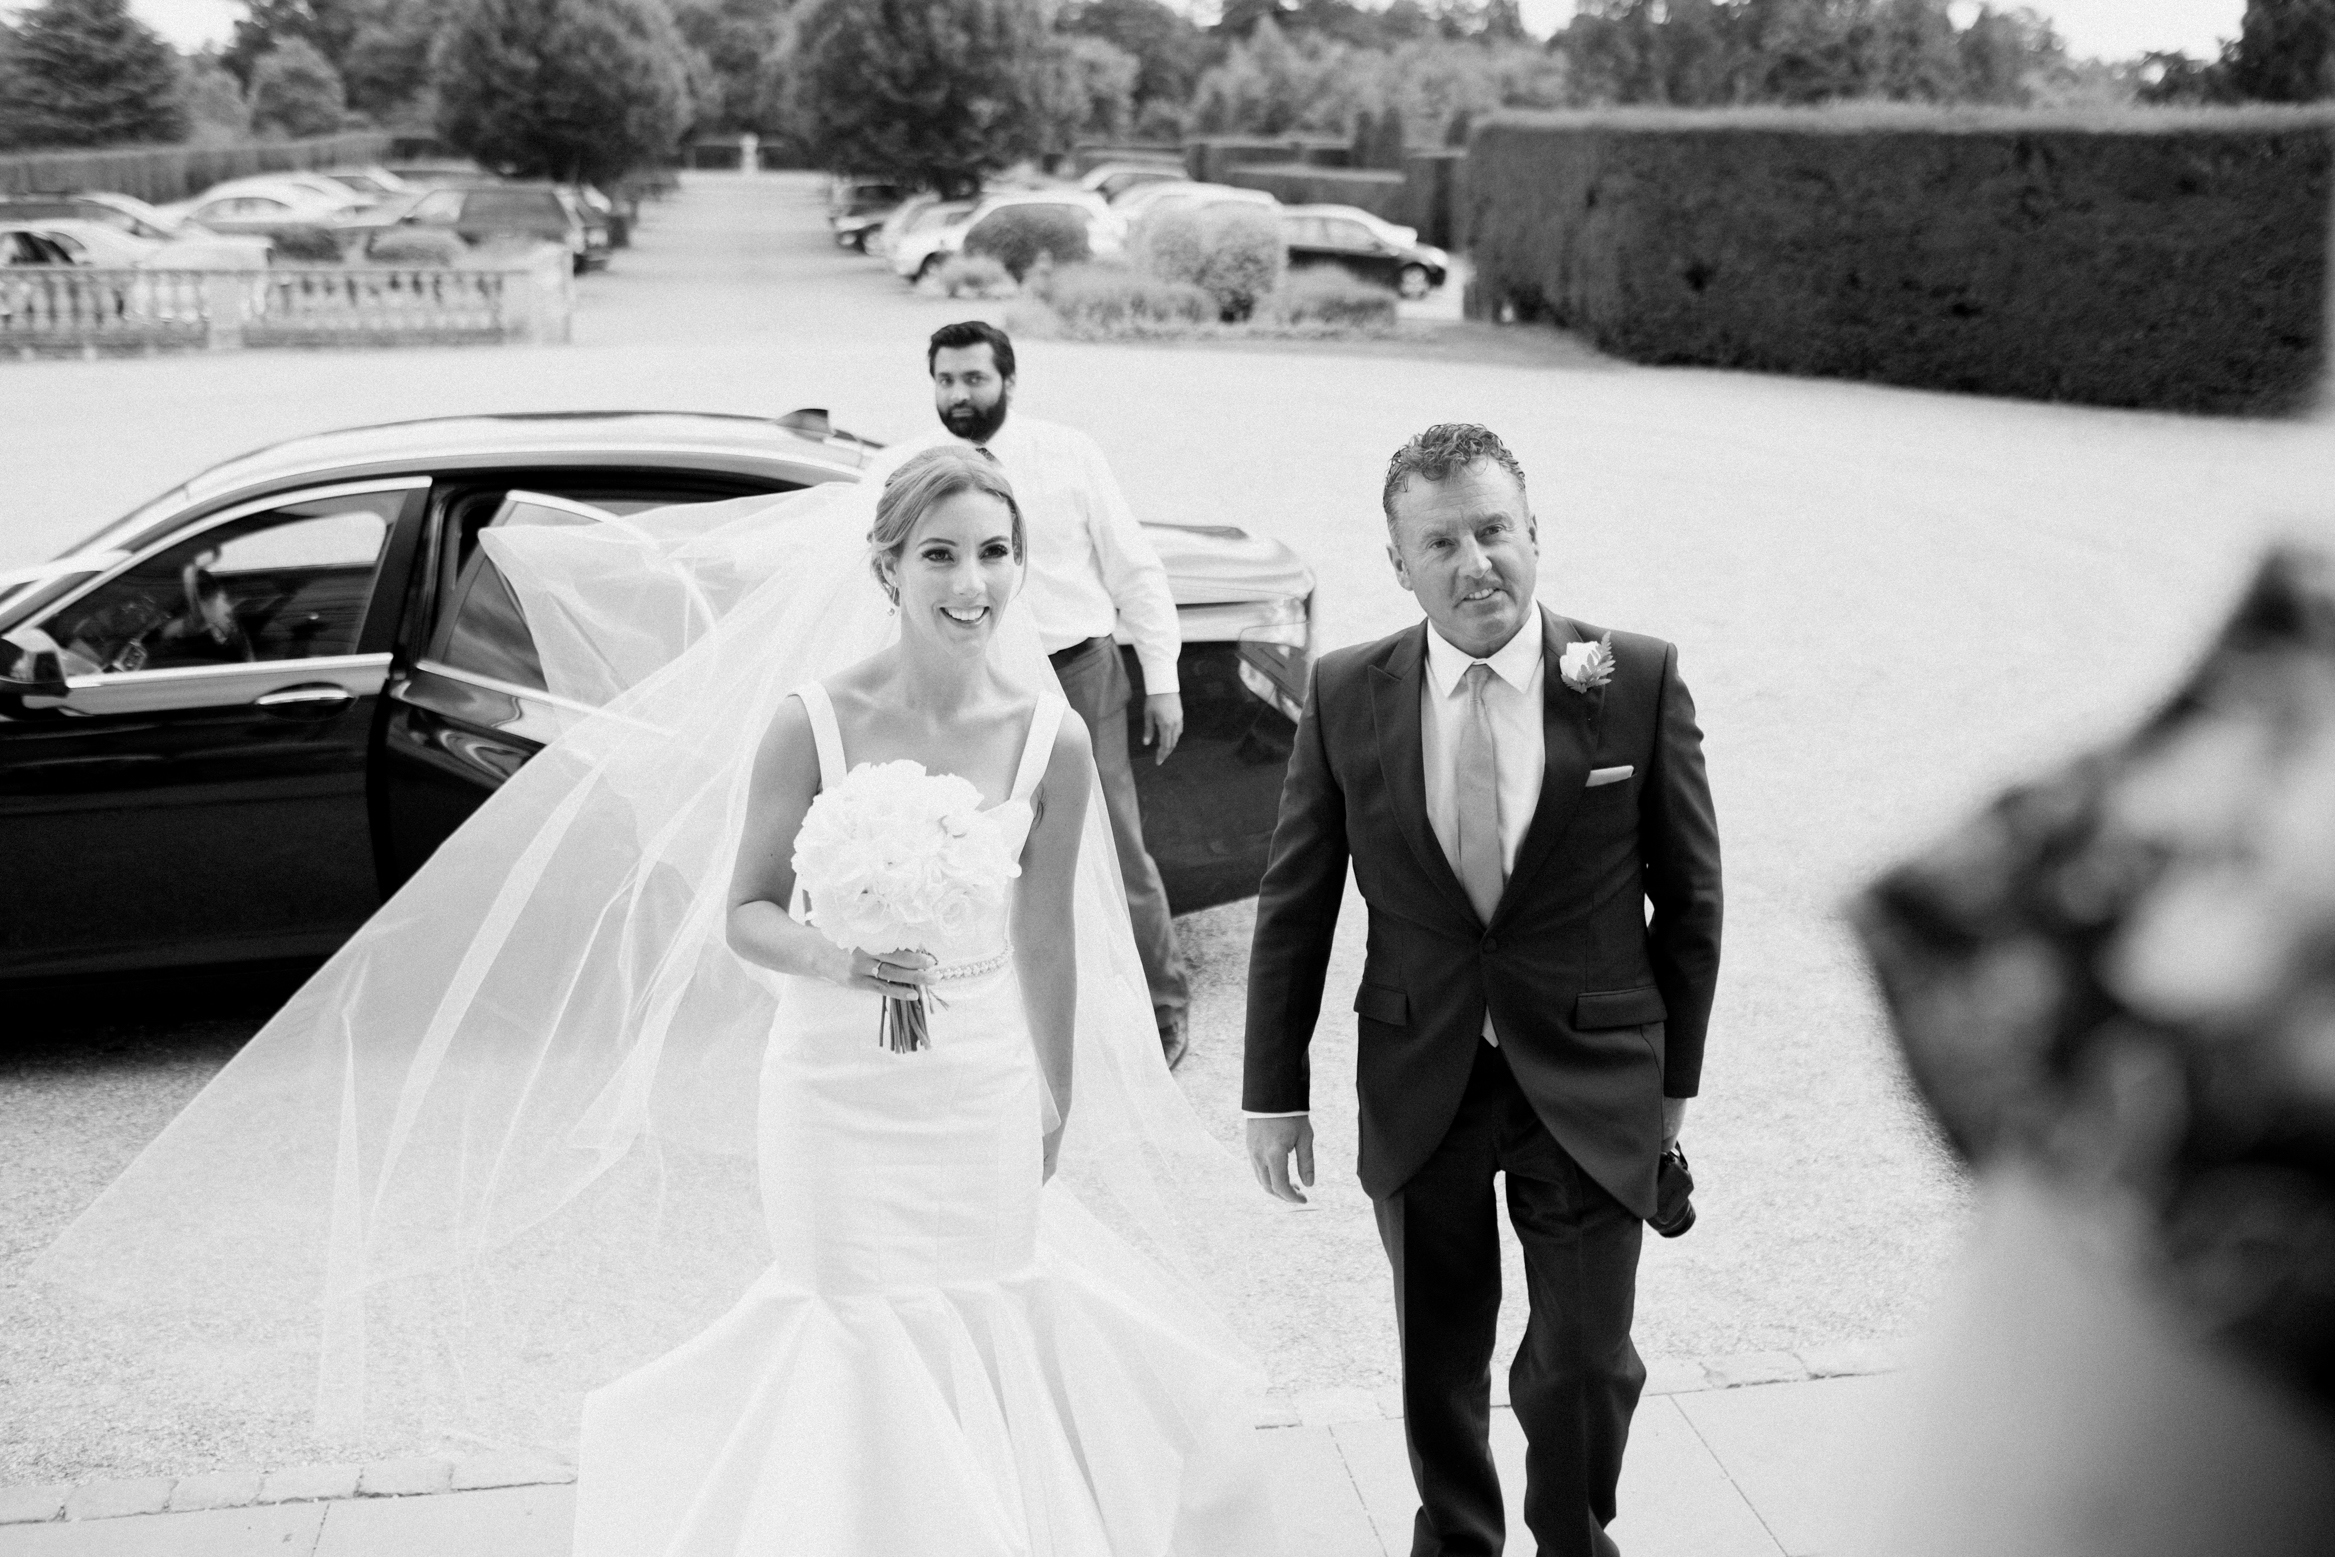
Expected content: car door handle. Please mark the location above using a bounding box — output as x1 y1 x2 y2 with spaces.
255 684 355 715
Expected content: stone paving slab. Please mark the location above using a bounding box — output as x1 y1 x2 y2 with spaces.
0 1490 65 1529
1263 1423 1383 1557
1674 1374 1896 1557
164 1474 264 1515
56 1484 167 1524
1607 1398 1784 1557
313 1485 568 1557
253 1466 359 1505
0 1503 323 1557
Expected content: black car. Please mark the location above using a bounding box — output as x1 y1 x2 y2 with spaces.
829 178 908 251
1281 205 1450 300
378 183 606 272
0 412 1314 981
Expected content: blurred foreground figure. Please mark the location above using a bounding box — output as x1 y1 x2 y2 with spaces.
1856 548 2335 1556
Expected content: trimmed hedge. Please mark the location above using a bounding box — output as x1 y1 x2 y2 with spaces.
1185 135 1348 183
1463 106 2335 415
0 133 395 205
964 203 1092 278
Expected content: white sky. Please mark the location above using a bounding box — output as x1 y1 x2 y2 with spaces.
4 1 2248 67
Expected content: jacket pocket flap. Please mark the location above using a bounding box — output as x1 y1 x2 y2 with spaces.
1573 986 1667 1029
1353 984 1409 1025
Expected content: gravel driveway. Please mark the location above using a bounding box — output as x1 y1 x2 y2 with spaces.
5 172 2333 1482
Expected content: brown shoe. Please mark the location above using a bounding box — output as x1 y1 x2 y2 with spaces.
1159 1013 1190 1071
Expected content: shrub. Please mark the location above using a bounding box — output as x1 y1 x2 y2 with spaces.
364 227 466 267
963 203 1091 279
1276 266 1398 331
1033 261 1215 335
934 252 1017 298
269 226 347 264
1132 203 1205 286
1463 105 2335 416
1193 203 1285 322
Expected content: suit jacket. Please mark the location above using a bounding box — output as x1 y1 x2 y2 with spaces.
1242 607 1722 1217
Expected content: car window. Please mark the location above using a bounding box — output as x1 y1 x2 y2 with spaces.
1322 219 1377 249
44 232 87 262
410 189 464 222
463 190 563 225
39 493 398 677
1284 217 1324 246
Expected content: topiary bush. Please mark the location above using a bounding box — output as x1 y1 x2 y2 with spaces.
963 204 1092 280
268 226 347 264
1194 204 1286 323
1276 266 1399 332
1132 204 1206 287
1029 262 1215 336
934 252 1016 298
1463 105 2335 416
364 227 466 267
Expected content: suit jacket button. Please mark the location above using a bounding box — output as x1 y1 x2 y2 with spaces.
1482 936 1499 953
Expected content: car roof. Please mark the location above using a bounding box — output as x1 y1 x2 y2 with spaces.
60 414 875 558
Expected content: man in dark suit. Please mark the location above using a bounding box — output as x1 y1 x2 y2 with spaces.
1244 424 1722 1557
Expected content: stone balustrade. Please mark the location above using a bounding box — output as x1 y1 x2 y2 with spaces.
0 249 573 357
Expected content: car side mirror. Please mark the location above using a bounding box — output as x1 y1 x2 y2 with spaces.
0 626 69 698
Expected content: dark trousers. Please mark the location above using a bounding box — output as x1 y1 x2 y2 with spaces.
1374 1041 1646 1557
1046 635 1190 1021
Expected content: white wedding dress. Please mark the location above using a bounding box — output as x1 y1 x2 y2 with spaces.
573 683 1272 1557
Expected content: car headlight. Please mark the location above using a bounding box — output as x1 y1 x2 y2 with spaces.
1236 598 1312 722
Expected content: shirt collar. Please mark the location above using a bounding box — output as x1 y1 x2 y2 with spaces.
1424 611 1544 698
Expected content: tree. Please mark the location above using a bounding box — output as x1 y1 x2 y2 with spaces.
223 0 364 86
777 0 1050 195
341 0 447 123
2 0 185 148
671 0 789 134
432 0 692 184
2224 0 2335 101
250 37 347 135
1033 32 1139 150
178 49 253 142
1060 0 1206 111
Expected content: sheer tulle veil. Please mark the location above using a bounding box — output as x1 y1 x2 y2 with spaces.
32 469 1275 1460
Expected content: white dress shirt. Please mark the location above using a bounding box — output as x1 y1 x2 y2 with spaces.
1247 615 1548 1116
875 415 1181 693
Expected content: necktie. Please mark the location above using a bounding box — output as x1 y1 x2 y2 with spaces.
1454 662 1504 925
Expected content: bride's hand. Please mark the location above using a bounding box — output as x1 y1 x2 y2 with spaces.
828 945 933 998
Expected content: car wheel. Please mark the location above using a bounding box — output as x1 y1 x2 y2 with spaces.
1398 264 1432 301
849 230 869 253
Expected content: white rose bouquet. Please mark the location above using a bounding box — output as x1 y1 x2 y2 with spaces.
791 759 1023 1052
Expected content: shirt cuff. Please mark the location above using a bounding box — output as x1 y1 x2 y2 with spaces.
1241 1110 1308 1119
1135 648 1179 696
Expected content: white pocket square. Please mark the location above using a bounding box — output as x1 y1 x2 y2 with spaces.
1586 765 1634 788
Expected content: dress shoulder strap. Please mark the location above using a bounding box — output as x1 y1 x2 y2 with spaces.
791 682 847 792
1009 695 1068 805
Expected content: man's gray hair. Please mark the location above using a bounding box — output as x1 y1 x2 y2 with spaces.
1381 423 1527 525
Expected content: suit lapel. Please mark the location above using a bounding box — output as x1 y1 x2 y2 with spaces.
1369 623 1482 929
1497 609 1595 925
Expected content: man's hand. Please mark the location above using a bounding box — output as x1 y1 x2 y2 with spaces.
1142 692 1184 765
1246 1115 1314 1204
1662 1098 1689 1150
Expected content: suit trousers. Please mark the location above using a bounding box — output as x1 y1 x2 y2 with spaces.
1046 636 1190 1022
1374 1040 1646 1557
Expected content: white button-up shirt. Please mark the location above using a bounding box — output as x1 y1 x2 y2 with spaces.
875 415 1181 693
1247 614 1548 1114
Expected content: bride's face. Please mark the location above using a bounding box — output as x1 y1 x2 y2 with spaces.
890 490 1021 653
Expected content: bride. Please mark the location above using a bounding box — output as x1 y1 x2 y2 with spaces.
35 448 1279 1555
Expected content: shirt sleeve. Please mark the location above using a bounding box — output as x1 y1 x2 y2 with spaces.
1073 430 1182 695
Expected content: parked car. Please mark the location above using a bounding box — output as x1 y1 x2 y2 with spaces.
0 192 186 241
318 165 415 202
1077 163 1188 202
376 183 605 272
1111 181 1277 222
0 217 270 270
1280 204 1449 299
891 190 1122 282
161 183 362 248
0 412 1315 980
828 177 908 251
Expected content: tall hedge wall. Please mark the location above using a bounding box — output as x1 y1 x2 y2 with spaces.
1226 164 1407 218
1463 107 2335 416
0 133 396 204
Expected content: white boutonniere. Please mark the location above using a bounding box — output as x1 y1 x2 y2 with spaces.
1559 633 1616 694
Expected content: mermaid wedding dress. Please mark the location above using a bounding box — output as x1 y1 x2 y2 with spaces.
574 684 1271 1556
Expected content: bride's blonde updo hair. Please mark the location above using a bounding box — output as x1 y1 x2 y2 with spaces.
869 446 1027 604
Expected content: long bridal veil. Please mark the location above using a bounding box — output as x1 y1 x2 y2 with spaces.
33 475 1276 1463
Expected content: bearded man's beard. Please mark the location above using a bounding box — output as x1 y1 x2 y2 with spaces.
940 394 1009 444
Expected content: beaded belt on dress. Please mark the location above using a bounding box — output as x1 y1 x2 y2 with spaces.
929 947 1011 982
